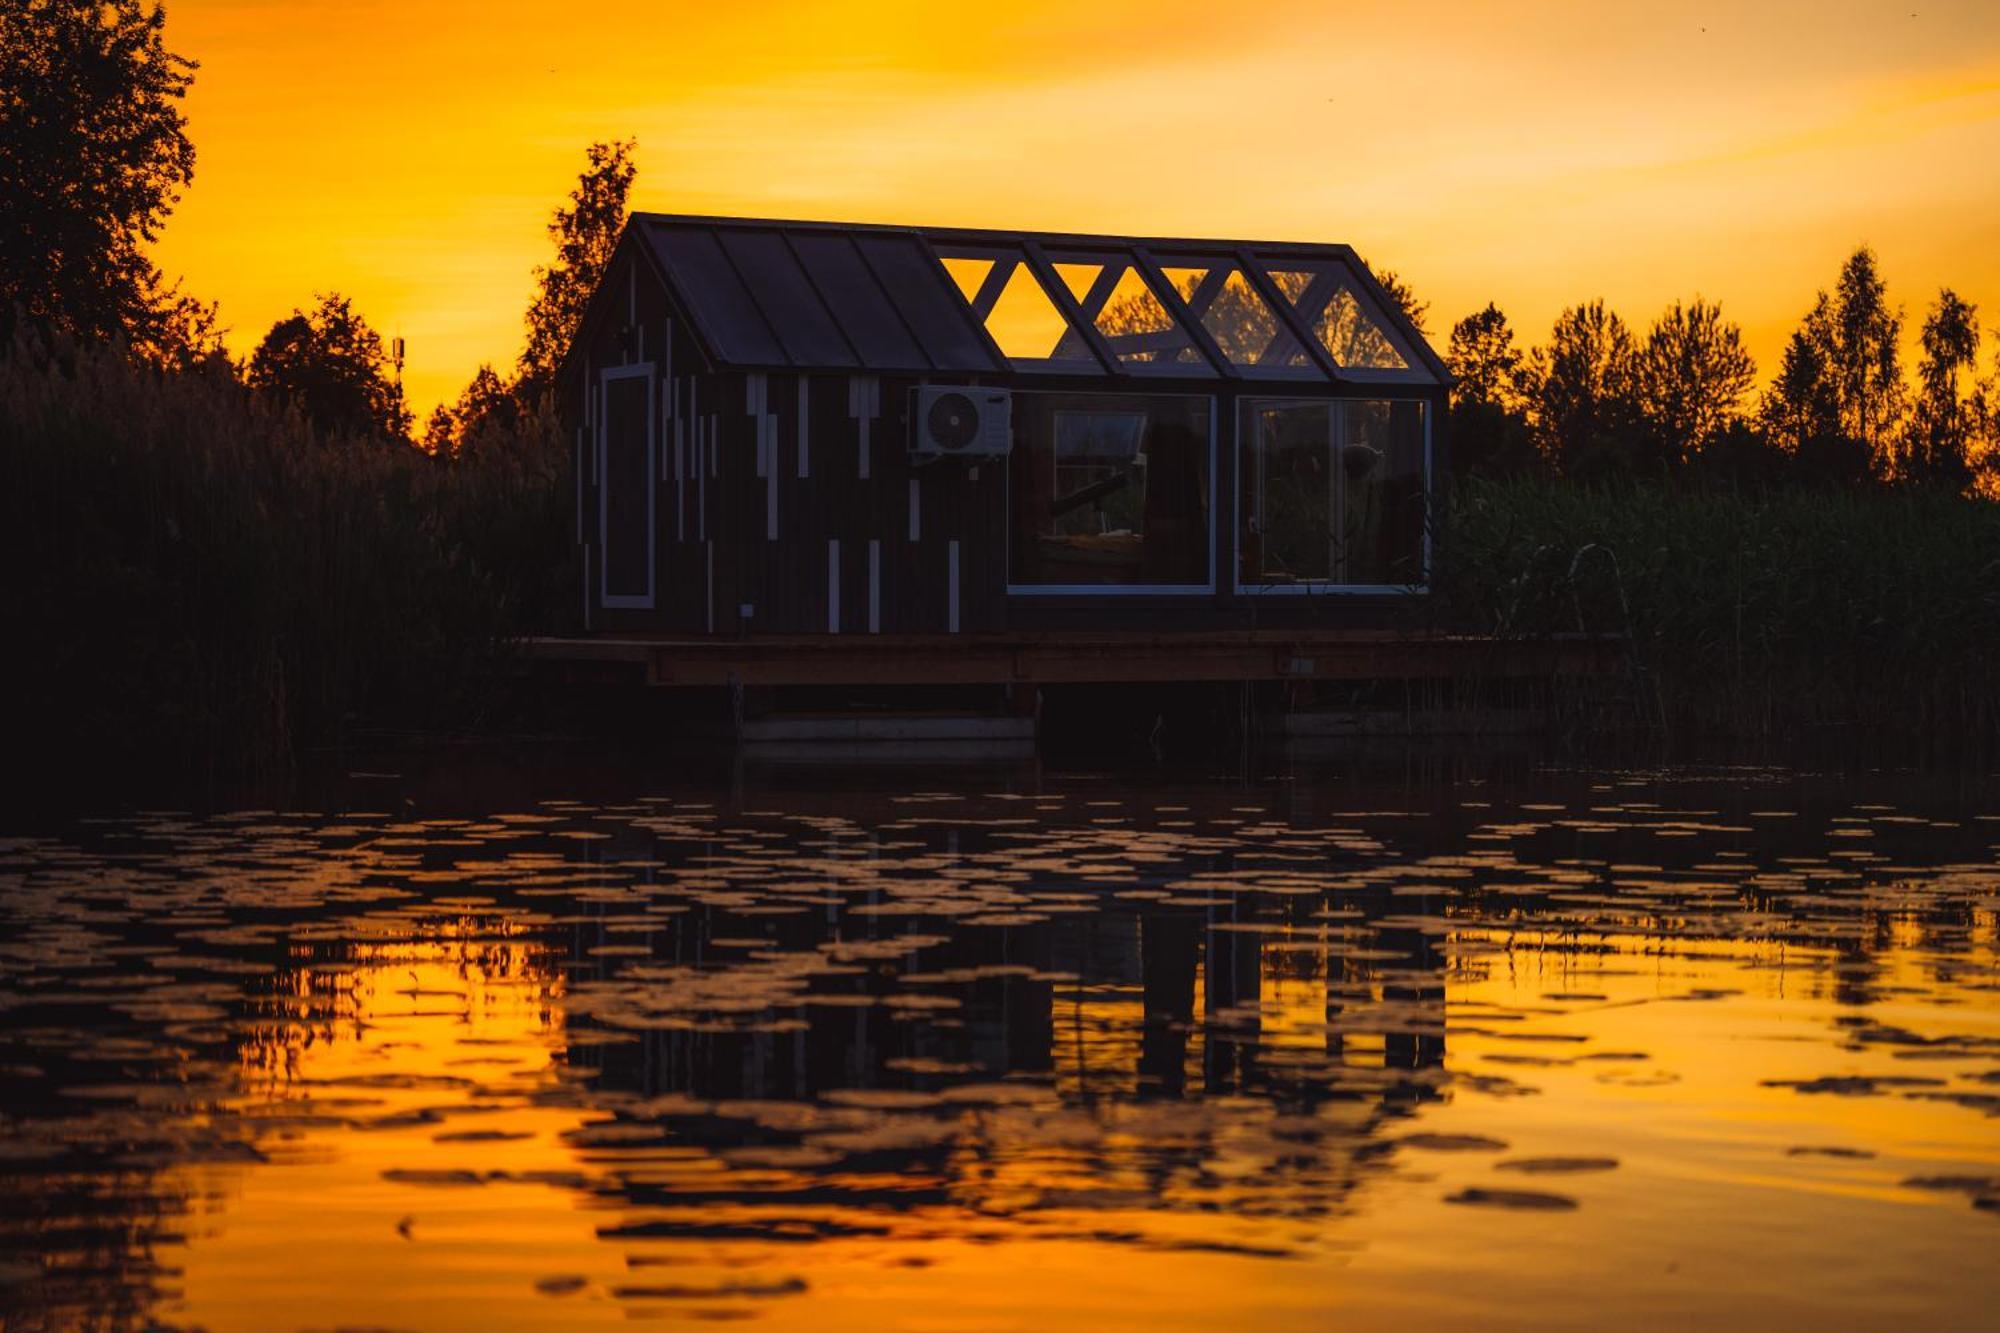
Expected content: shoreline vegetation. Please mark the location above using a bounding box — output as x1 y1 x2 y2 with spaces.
2 333 576 792
1435 478 2000 748
6 3 2000 801
7 327 1998 799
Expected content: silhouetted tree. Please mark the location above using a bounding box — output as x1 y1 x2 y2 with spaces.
1633 298 1755 467
517 139 636 399
1901 288 1980 490
1373 269 1429 336
140 282 228 371
1529 300 1643 480
1759 295 1854 484
1688 416 1793 490
421 403 458 456
246 294 410 442
1448 305 1523 409
1762 297 1836 447
423 145 639 459
1829 246 1905 472
0 0 215 364
425 363 525 458
1974 357 2000 499
1445 304 1538 477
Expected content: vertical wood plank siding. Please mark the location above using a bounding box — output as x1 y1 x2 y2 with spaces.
568 247 1445 638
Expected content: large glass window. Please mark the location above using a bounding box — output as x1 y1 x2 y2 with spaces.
1238 399 1427 588
1009 393 1212 589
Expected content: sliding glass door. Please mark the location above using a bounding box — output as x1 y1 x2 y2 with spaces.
1237 398 1427 590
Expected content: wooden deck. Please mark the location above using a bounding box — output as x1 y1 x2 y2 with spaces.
518 630 1623 688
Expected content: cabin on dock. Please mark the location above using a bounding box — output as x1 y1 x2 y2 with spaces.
561 213 1449 640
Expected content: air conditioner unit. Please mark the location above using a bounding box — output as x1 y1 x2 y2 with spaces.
911 385 1011 462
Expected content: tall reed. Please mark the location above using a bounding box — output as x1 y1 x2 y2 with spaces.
0 336 576 796
1435 476 2000 748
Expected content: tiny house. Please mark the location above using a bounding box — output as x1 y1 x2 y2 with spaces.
562 214 1449 640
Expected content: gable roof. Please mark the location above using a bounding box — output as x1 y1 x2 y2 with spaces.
619 212 1447 386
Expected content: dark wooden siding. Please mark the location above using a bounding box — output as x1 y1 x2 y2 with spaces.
699 371 1008 637
574 245 734 635
570 249 1448 638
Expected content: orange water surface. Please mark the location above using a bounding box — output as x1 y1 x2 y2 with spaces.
2 765 1995 1330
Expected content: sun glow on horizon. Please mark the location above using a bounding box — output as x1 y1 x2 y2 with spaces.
151 0 2000 415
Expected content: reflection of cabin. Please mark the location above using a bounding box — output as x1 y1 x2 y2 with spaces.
561 214 1449 639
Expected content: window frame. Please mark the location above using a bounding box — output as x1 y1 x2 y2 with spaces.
1004 389 1219 597
1232 395 1431 596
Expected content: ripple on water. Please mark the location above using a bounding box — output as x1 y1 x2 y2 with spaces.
2 771 1998 1328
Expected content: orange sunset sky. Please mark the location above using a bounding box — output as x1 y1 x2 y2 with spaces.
150 0 2000 415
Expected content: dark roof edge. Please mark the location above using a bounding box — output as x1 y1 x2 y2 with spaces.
631 210 1382 261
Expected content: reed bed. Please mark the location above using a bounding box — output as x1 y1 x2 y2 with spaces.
9 336 1998 793
1435 476 2000 749
0 337 575 794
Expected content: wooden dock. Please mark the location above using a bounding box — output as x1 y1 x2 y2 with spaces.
517 630 1623 688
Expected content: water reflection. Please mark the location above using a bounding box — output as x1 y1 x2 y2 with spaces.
2 769 1997 1329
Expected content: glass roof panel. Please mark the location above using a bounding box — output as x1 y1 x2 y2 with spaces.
1052 261 1104 304
939 256 995 305
1158 260 1315 376
1091 267 1212 374
1321 285 1409 370
933 245 1098 369
984 264 1093 364
1263 261 1420 375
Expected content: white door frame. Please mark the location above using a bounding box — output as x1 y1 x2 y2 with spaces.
598 362 657 610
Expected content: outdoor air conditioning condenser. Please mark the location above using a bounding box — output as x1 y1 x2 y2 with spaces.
910 385 1012 462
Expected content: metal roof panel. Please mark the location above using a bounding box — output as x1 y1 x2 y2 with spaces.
786 231 931 371
850 233 1001 373
645 224 785 367
714 228 859 368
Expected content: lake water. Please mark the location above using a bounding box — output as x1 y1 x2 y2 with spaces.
2 757 1996 1330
